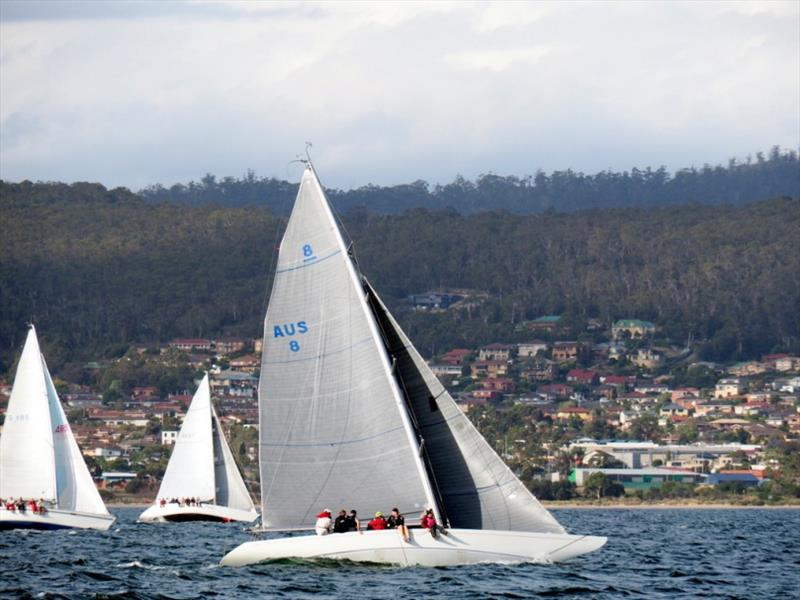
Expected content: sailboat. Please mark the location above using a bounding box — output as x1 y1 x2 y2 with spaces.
0 326 115 531
221 164 606 567
138 373 258 523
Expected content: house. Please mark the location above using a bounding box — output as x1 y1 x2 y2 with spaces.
517 340 549 358
631 348 664 369
471 389 502 402
99 471 137 489
91 446 124 458
214 337 248 355
440 348 472 366
169 338 213 351
659 403 692 418
229 354 260 374
429 364 463 377
161 430 179 445
727 361 768 377
706 472 761 487
481 378 516 393
478 343 514 361
566 369 598 386
775 356 800 372
407 292 462 310
538 383 574 398
470 360 508 379
612 319 656 340
601 374 635 389
132 386 159 399
552 341 589 363
715 378 745 399
526 315 562 332
520 359 558 383
556 406 593 421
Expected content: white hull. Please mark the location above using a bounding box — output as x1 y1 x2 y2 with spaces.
220 528 607 567
0 507 115 531
138 503 258 523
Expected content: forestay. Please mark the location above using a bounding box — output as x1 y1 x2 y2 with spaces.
258 167 436 530
157 374 216 502
366 282 565 535
0 327 58 502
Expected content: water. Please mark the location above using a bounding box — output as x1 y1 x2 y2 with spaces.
1 508 799 599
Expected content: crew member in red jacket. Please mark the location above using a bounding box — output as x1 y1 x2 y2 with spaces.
367 511 387 530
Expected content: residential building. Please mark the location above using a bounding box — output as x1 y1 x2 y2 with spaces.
552 341 589 363
161 430 178 445
566 369 599 386
517 341 549 358
169 338 213 351
612 319 656 340
478 343 514 361
470 360 508 379
715 378 745 399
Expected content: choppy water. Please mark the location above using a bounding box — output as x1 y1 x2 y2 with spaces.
1 508 799 599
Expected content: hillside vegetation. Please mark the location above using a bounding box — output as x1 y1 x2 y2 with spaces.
138 147 799 214
1 176 798 375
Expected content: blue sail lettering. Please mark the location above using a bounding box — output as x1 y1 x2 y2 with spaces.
297 321 308 334
273 326 284 338
283 323 296 336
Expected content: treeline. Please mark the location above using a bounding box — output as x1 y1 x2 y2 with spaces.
0 179 798 376
138 147 799 214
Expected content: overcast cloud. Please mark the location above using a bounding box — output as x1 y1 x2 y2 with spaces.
1 0 798 190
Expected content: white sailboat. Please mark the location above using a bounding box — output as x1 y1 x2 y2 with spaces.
221 164 606 567
138 373 258 523
0 326 115 531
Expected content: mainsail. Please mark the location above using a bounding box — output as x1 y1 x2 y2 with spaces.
157 374 216 502
0 327 58 501
258 167 438 530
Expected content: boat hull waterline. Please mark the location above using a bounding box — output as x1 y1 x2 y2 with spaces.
138 503 258 524
0 508 115 531
220 528 607 567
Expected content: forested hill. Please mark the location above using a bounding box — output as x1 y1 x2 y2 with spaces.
1 179 798 376
136 147 799 214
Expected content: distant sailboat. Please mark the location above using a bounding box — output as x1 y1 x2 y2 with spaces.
221 164 606 567
138 374 258 523
0 326 115 530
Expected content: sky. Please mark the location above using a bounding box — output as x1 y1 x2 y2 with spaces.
1 0 798 190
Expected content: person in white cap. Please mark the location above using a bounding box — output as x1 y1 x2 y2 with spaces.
315 508 332 535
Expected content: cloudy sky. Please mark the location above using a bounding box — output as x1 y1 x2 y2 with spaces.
1 1 798 190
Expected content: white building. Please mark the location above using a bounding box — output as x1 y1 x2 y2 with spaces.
161 430 179 445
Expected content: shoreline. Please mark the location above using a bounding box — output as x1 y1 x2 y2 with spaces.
543 502 800 509
105 501 800 510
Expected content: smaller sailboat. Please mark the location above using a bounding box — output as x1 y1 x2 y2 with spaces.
0 325 115 531
138 374 258 523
